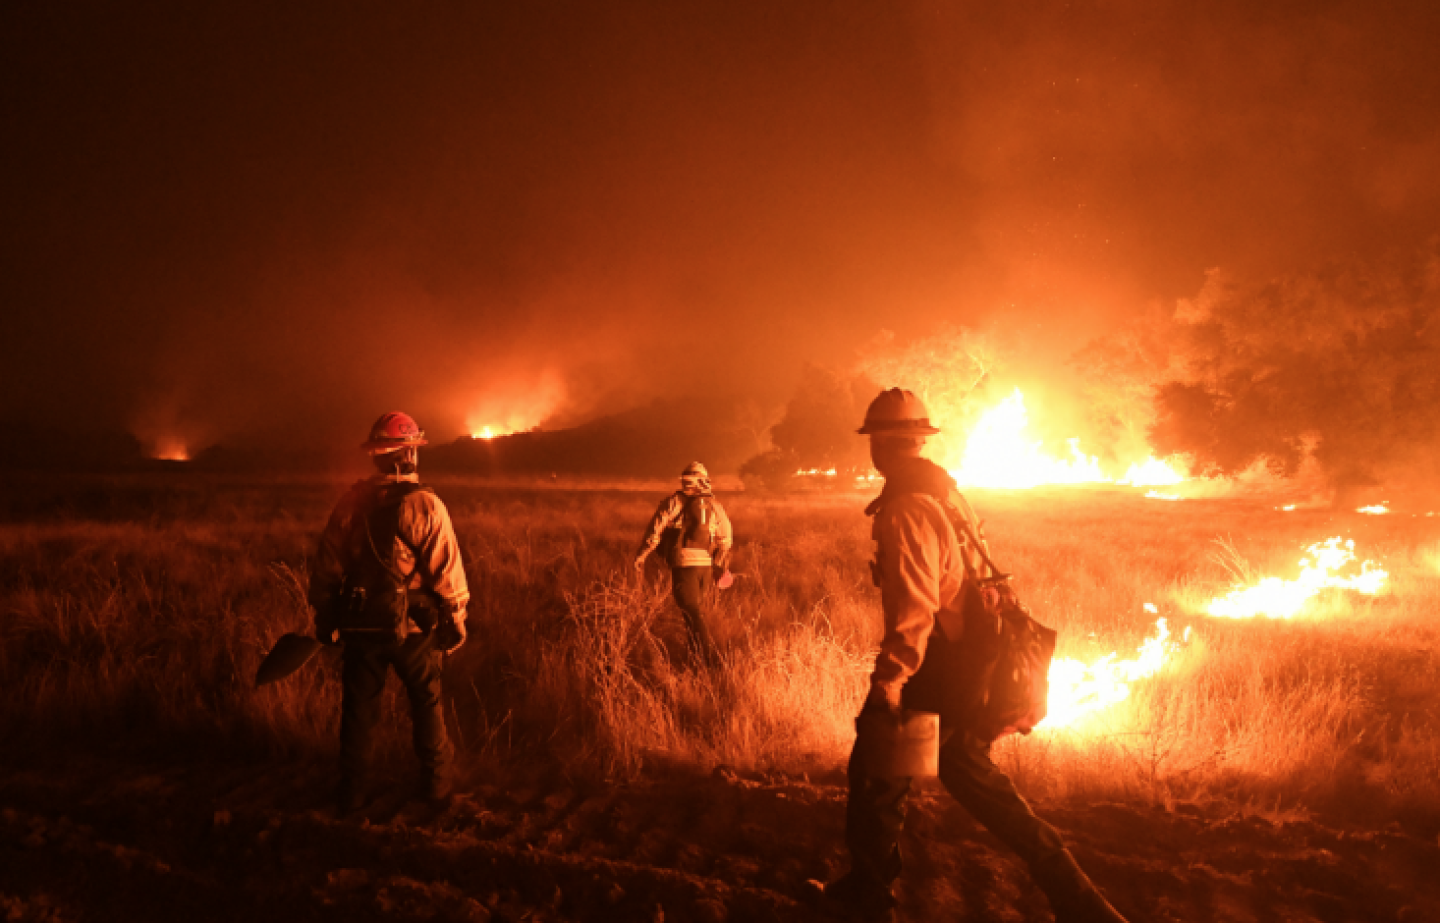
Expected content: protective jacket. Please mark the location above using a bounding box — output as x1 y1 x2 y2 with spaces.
866 458 990 710
309 473 469 636
638 490 734 568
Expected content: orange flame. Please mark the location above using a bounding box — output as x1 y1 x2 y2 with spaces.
1042 617 1191 729
151 438 189 462
949 389 1109 488
1205 537 1387 620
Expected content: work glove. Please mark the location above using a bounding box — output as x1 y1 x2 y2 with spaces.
437 610 468 655
862 683 904 722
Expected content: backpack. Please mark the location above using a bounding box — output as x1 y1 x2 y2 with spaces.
877 484 1057 741
335 480 435 644
657 494 718 561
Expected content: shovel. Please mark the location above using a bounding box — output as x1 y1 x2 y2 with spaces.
255 632 325 687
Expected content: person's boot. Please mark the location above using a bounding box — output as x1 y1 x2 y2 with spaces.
1032 850 1130 923
807 871 898 923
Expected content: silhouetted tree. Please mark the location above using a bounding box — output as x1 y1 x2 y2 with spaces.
740 365 873 490
1144 248 1440 493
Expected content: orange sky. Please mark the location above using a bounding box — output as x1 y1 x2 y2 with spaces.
4 0 1438 454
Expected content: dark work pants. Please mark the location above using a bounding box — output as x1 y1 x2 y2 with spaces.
671 566 718 666
340 632 451 787
845 704 1068 896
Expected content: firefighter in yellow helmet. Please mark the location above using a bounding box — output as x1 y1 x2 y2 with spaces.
308 412 469 815
634 461 734 667
815 389 1129 923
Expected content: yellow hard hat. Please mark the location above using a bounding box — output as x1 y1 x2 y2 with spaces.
857 388 940 435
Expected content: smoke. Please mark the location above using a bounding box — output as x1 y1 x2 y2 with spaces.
3 1 1438 459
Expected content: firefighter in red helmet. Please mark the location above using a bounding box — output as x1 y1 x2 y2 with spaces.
634 461 733 667
814 389 1129 923
308 411 469 814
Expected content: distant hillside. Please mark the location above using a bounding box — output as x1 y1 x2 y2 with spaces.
426 399 754 478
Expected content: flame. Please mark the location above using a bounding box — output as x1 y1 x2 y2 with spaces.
151 438 189 462
472 426 498 439
1145 490 1183 501
949 390 1110 489
1357 504 1389 515
1120 456 1187 487
1278 504 1297 512
1042 617 1190 729
1205 537 1387 620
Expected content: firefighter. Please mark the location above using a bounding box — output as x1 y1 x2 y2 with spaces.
633 461 734 668
309 411 469 815
816 389 1129 923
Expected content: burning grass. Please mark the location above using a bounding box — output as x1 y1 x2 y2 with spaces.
0 475 1437 836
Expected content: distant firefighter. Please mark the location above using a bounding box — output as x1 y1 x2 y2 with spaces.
634 461 734 667
308 411 470 815
815 389 1128 923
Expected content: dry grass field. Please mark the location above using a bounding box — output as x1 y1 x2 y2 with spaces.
2 471 1438 922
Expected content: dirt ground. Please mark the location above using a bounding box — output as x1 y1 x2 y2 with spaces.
3 755 1437 923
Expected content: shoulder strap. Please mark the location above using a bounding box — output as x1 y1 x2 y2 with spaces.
362 482 432 582
941 499 1008 584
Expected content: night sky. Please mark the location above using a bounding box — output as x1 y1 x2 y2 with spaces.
5 1 1438 457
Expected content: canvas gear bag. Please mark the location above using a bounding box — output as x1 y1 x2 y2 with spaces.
947 512 1057 740
334 481 436 645
869 460 1057 741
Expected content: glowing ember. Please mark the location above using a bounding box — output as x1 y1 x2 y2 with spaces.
795 468 838 477
1278 504 1297 512
1145 490 1183 501
1205 537 1387 620
1119 456 1187 487
1357 504 1389 515
1042 618 1189 729
950 389 1110 489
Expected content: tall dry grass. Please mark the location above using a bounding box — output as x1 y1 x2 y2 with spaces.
0 475 1436 833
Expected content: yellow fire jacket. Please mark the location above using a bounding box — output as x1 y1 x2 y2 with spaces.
870 488 989 707
308 473 470 632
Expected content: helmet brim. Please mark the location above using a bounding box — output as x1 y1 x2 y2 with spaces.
360 439 429 452
857 423 941 436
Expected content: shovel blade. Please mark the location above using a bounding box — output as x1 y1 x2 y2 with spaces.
255 633 324 687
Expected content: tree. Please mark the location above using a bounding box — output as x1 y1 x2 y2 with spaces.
1145 248 1440 494
740 365 872 490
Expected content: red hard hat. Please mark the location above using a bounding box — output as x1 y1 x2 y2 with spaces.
857 388 941 435
361 411 428 453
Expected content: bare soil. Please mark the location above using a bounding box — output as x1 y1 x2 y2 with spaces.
3 755 1436 923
